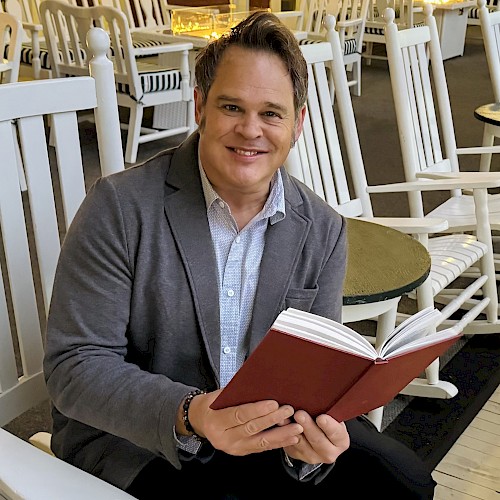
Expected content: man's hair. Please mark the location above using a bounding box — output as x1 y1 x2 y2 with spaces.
194 10 308 118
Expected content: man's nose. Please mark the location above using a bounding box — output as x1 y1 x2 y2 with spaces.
234 114 263 138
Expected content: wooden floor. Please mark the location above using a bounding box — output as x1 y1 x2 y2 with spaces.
432 385 500 499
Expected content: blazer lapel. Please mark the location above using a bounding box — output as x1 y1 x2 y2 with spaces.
249 169 311 353
163 134 222 380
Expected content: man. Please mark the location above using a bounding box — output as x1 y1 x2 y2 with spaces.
44 10 436 499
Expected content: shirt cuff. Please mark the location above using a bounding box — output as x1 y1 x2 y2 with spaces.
283 452 323 480
174 426 203 455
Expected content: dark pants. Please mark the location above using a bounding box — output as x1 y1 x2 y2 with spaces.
125 417 436 499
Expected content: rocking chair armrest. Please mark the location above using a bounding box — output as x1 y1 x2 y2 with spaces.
274 10 304 20
358 216 449 234
337 18 364 28
22 21 43 34
131 31 178 44
367 172 500 192
131 38 193 57
416 171 500 188
0 428 135 499
29 432 54 456
456 145 500 155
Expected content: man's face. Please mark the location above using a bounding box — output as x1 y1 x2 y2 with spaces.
195 46 305 199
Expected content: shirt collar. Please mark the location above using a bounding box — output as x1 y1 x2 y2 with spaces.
198 153 285 224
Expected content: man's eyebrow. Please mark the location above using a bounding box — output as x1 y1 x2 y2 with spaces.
216 95 289 114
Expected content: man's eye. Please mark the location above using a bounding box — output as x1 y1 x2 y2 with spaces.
264 111 281 118
224 105 239 112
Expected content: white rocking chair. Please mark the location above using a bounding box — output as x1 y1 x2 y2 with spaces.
287 14 499 427
0 27 130 499
0 11 22 84
40 0 195 164
476 0 500 175
379 3 500 328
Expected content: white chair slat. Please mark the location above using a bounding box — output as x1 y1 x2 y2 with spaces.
411 44 439 165
307 60 342 207
415 42 442 168
286 144 304 183
316 60 353 208
296 132 313 187
18 115 62 313
0 270 19 392
403 44 428 172
50 111 87 228
301 105 326 200
0 120 44 379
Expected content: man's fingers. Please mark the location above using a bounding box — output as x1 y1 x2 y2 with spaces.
228 402 296 434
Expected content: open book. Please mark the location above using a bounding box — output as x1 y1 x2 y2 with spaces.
210 307 462 422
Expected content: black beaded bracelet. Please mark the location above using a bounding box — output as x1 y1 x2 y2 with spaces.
182 389 206 440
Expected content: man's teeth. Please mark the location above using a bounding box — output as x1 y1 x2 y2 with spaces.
234 149 258 156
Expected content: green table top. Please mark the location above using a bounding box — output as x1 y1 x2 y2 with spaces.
474 102 500 127
343 218 431 305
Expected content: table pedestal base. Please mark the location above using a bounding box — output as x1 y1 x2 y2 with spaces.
400 377 459 399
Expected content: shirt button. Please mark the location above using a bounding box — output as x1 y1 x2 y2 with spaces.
227 289 234 297
223 346 231 354
235 236 241 243
218 200 225 208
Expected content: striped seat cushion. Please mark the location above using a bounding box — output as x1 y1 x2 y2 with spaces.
130 37 166 50
365 8 402 35
365 19 424 35
469 0 498 18
468 7 479 18
364 24 385 35
297 38 323 44
298 37 358 55
19 42 51 70
16 42 85 70
468 5 497 18
5 37 167 72
116 59 183 97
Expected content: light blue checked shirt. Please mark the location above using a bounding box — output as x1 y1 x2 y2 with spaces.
199 162 285 387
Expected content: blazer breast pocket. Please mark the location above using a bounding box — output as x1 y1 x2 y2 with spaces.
283 286 319 311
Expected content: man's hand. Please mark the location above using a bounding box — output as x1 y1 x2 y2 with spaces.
182 390 304 456
283 410 350 464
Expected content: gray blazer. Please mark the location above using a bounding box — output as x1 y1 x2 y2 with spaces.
44 132 347 490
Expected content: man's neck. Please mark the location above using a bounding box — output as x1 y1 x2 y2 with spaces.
224 192 268 231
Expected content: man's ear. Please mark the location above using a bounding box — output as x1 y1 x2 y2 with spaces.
194 87 203 125
294 105 307 142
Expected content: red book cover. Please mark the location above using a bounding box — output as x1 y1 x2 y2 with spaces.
326 336 458 421
210 313 461 421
